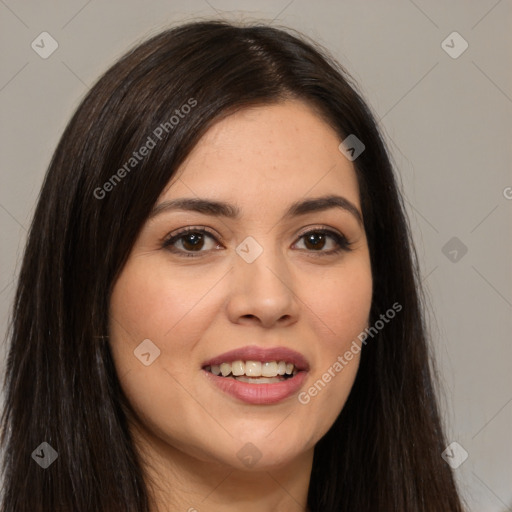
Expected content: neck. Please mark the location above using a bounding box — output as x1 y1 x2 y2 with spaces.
128 418 313 512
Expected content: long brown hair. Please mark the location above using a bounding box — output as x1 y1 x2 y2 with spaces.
1 20 465 511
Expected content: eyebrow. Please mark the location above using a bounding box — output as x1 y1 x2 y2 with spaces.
149 194 363 226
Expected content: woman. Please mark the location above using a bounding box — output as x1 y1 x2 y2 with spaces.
0 20 465 511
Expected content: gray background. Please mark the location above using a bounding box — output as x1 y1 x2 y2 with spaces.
1 1 511 510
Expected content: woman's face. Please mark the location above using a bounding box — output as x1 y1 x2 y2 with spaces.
109 100 372 471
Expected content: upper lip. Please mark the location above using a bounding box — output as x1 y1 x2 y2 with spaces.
202 345 310 371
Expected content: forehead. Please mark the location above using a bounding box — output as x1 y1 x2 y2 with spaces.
161 100 361 211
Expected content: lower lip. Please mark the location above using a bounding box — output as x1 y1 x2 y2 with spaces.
202 369 308 405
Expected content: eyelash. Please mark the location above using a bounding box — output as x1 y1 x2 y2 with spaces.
161 226 353 258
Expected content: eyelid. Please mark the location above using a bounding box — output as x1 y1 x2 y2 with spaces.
166 225 218 240
295 224 345 239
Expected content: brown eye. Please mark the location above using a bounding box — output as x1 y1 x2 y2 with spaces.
303 232 327 251
162 228 220 257
295 229 352 254
180 232 206 251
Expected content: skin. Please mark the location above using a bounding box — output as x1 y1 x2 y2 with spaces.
109 100 373 512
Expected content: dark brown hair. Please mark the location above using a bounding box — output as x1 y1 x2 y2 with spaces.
1 20 465 511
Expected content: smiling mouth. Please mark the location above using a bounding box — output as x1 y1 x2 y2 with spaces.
203 360 299 384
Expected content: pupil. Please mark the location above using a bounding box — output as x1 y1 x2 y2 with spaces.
183 233 203 251
306 232 325 250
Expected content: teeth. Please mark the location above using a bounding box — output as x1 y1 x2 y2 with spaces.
245 361 262 377
231 360 245 376
220 363 231 377
261 361 278 377
207 360 298 378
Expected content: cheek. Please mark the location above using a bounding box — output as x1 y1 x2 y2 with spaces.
108 261 230 449
308 258 373 347
296 259 372 427
109 260 229 361
107 260 232 437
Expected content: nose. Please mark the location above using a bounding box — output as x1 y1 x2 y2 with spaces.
225 240 300 329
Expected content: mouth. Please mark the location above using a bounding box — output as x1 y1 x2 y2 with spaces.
201 346 309 405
